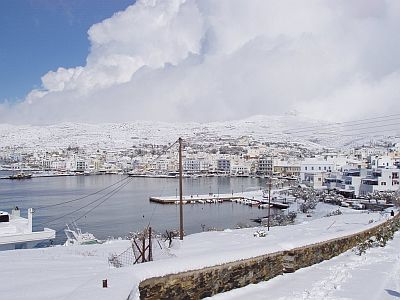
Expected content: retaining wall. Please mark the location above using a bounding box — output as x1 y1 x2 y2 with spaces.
139 214 399 300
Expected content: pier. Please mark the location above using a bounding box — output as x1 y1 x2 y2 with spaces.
149 195 243 204
149 192 290 209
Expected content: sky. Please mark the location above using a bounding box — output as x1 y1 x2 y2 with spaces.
1 0 400 125
0 0 134 101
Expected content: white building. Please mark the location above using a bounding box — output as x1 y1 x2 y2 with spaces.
359 168 400 196
184 159 201 173
370 155 394 169
300 159 335 182
230 164 250 176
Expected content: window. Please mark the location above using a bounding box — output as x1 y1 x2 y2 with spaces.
381 182 386 186
311 167 314 170
305 167 307 171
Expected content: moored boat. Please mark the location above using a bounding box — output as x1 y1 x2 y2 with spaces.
8 172 32 180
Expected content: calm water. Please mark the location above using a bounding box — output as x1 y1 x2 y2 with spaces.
0 173 273 244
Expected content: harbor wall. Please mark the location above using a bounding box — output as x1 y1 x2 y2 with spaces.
139 214 400 300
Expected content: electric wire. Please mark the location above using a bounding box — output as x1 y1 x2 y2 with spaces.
289 122 400 139
36 175 131 210
38 177 134 227
38 138 180 228
71 178 133 224
283 113 400 134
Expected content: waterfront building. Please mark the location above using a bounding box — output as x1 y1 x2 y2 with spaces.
217 159 231 173
257 155 273 176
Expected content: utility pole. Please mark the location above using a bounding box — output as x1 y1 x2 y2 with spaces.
267 176 272 231
179 137 184 240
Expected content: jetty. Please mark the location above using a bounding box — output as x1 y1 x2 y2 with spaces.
149 194 243 204
149 192 289 209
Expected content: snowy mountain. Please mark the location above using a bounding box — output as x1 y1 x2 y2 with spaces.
0 115 398 150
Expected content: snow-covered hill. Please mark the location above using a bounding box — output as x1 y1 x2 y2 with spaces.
0 115 398 150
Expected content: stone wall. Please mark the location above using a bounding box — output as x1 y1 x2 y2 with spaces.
139 214 400 300
139 252 284 300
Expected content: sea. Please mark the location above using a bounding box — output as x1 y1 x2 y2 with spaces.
0 172 276 245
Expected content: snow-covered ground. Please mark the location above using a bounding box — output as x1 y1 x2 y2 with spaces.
0 204 395 300
209 232 400 300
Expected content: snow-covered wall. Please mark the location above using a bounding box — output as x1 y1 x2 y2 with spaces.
138 213 400 299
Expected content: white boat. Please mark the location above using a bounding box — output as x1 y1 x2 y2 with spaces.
0 207 55 250
258 204 272 209
64 224 103 246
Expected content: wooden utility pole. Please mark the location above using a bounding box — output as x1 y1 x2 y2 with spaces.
148 227 152 261
267 176 272 231
179 137 184 240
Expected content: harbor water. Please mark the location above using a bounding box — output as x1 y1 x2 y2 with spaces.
0 173 278 244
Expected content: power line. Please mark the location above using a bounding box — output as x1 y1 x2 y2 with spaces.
71 178 133 224
36 175 130 210
38 138 180 228
283 113 400 134
290 122 400 139
35 139 179 211
286 116 400 134
38 177 133 227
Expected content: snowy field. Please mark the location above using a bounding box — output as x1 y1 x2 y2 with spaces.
0 203 395 300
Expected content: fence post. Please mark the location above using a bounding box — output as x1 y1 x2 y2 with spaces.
142 231 146 263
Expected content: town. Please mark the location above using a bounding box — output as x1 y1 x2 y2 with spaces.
1 119 399 199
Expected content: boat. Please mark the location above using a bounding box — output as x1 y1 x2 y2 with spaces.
8 172 32 180
258 204 272 209
0 207 55 250
64 224 103 246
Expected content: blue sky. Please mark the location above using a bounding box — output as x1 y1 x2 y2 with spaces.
0 0 134 103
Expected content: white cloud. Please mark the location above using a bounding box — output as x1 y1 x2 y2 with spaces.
1 0 400 124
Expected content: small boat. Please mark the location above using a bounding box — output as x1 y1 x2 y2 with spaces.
258 204 272 209
64 224 103 246
8 172 32 180
175 200 187 204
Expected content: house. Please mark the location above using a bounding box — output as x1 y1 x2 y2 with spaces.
370 155 394 169
359 168 400 196
273 160 300 178
300 158 335 181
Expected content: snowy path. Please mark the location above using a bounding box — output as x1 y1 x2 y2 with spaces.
208 232 400 300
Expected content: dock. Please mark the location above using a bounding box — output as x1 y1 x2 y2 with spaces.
149 195 243 204
149 193 290 209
